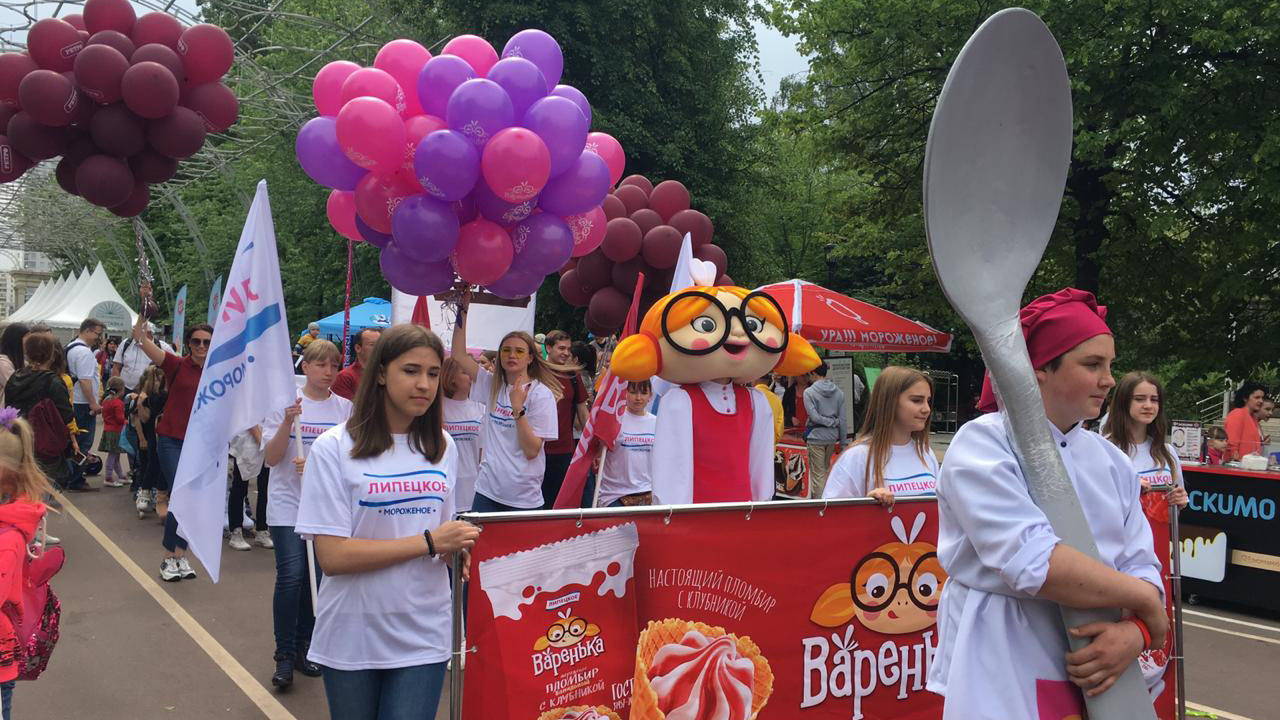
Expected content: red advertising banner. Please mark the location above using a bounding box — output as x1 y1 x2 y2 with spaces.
1141 491 1178 720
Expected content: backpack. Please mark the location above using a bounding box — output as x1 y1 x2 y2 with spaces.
27 396 70 460
64 341 88 382
0 523 63 681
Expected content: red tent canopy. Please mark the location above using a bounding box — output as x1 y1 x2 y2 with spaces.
758 279 952 353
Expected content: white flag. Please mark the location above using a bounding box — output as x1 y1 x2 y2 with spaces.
169 181 297 582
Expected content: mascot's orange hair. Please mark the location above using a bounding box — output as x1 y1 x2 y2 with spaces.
611 285 820 382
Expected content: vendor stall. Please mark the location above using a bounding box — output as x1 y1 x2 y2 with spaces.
1179 463 1280 612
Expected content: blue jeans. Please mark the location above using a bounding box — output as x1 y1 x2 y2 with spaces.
157 436 187 551
470 493 525 513
2 678 12 720
322 662 446 720
73 403 96 456
271 525 319 658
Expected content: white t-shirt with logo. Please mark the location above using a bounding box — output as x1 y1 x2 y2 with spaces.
470 367 557 509
262 389 353 527
822 440 940 499
443 396 483 513
599 411 656 506
1127 437 1182 490
295 424 458 670
67 340 100 404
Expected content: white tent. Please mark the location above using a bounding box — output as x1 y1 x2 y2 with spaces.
31 270 90 325
9 272 75 324
43 263 138 333
6 278 52 323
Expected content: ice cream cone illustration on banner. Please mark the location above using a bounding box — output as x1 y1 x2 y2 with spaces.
537 706 622 720
631 618 774 720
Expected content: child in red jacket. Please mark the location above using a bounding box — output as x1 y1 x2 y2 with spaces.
99 377 127 488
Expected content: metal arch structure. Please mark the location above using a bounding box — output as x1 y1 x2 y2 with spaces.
0 0 424 283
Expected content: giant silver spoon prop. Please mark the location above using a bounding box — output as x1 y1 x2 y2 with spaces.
923 9 1158 718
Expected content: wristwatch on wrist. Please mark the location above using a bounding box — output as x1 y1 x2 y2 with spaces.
514 407 526 419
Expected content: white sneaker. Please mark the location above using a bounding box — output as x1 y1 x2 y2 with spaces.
177 556 197 579
160 557 182 582
103 477 126 488
42 534 60 546
228 529 251 551
253 530 274 549
135 491 152 514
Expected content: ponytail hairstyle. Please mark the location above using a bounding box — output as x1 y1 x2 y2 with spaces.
1104 371 1179 483
0 408 54 503
106 375 125 398
488 331 579 411
854 366 934 490
347 324 447 462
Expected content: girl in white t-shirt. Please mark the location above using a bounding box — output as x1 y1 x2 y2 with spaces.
823 366 938 507
261 339 352 689
1103 371 1189 507
598 380 657 507
294 325 479 718
440 357 482 513
449 290 576 512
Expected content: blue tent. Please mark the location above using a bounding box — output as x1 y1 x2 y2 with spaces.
313 297 393 340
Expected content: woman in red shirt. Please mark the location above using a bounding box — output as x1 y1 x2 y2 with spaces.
1224 381 1268 461
132 307 213 583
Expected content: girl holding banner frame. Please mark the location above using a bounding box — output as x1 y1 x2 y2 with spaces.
1103 372 1189 508
294 325 478 718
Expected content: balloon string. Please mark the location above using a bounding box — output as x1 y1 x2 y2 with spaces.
342 238 353 368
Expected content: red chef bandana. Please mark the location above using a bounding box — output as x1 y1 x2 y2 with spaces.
977 288 1111 413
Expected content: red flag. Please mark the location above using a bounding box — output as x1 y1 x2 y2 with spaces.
411 295 431 329
553 274 646 509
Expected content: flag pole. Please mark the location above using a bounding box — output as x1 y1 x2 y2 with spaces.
296 414 319 611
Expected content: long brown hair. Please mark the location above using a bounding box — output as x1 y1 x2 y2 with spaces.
854 366 934 490
0 415 55 503
347 325 446 462
488 331 579 410
1104 371 1179 483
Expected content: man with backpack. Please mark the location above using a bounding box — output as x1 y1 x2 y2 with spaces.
111 322 172 395
66 318 105 457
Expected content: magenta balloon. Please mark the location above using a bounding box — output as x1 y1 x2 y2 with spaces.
453 219 514 286
6 111 70 160
374 39 432 116
64 14 86 32
147 105 206 158
413 129 480 202
538 151 611 217
89 103 146 156
27 19 83 72
501 30 563 91
84 0 137 36
441 35 499 77
131 12 184 50
339 67 404 113
485 57 546 119
313 60 359 116
75 153 134 207
549 84 590 126
335 96 405 174
446 79 513 149
130 146 177 183
131 43 184 84
417 55 475 119
18 70 78 126
485 268 544 300
472 181 536 225
74 44 129 103
585 131 624 187
177 24 233 85
121 61 178 118
380 244 456 296
295 116 366 190
510 212 574 276
87 30 135 60
391 193 460 262
481 127 550 202
522 95 588 178
0 53 38 107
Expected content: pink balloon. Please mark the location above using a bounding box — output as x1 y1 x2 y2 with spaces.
452 219 513 285
402 114 447 174
585 132 625 188
442 35 499 77
566 206 608 258
374 39 431 116
313 60 359 116
481 127 550 203
340 67 405 115
336 96 405 174
354 171 416 234
326 190 361 241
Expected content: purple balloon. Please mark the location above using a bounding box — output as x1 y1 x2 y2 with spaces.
473 181 536 225
502 29 563 91
380 244 456 296
391 194 461 262
550 84 591 126
486 57 547 119
522 96 589 178
445 78 514 148
418 55 476 118
538 151 611 216
485 267 545 299
355 215 392 249
296 116 366 191
413 129 480 201
510 213 574 276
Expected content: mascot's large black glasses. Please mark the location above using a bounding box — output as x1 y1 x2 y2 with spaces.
660 290 789 356
850 551 941 613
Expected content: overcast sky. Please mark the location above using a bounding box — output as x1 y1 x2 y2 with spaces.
752 18 810 98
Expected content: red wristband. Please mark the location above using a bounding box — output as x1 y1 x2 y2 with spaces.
1127 615 1152 649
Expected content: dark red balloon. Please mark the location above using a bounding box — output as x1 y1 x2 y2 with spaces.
90 103 145 156
27 19 83 72
87 30 135 60
184 82 237 133
0 135 35 183
559 259 577 275
55 154 80 194
613 184 648 216
693 243 728 279
669 208 714 247
110 181 150 217
585 309 616 338
611 257 646 294
121 61 178 118
64 135 100 164
131 12 184 50
0 105 16 134
601 217 642 262
648 180 690 222
629 208 662 237
641 225 683 269
6 111 71 160
68 89 97 128
575 249 614 293
177 24 234 85
74 44 129 104
602 193 626 221
75 153 134 206
558 270 592 307
84 0 137 36
18 70 78 127
619 174 654 195
716 274 734 287
147 106 206 158
0 53 38 107
588 286 630 330
130 146 178 183
63 14 87 32
131 44 184 84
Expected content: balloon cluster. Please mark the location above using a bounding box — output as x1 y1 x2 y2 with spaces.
558 174 730 336
295 30 625 300
0 0 238 216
